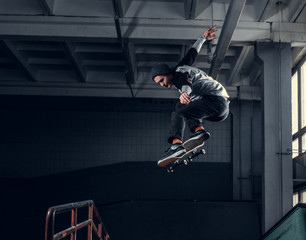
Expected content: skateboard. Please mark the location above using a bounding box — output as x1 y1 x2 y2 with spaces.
158 142 206 172
167 147 206 173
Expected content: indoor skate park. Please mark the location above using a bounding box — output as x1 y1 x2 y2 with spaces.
1 0 306 239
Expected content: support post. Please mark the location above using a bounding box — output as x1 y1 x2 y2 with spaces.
256 42 293 233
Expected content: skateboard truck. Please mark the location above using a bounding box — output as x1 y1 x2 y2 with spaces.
167 148 206 173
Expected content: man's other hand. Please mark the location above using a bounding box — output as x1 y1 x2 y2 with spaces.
180 92 191 105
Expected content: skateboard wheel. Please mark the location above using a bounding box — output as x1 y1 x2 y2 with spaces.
201 149 206 154
183 159 188 165
167 168 174 173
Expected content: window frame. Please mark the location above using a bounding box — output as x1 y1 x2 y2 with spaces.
292 56 306 160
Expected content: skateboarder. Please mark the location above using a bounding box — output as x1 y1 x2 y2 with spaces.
152 26 230 166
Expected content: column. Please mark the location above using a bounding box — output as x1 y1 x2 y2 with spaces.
256 42 293 233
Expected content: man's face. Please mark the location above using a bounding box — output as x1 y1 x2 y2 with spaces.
153 74 173 89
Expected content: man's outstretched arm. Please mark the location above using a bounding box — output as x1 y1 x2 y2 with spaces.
176 26 217 67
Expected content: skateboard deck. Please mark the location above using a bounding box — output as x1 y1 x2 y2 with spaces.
167 147 206 173
158 141 205 168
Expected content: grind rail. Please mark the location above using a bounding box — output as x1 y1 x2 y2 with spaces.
45 200 110 240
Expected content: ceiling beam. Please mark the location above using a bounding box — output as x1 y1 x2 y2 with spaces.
185 0 197 19
137 61 231 70
113 0 136 86
195 62 232 70
123 19 306 44
226 46 252 86
257 0 274 22
112 0 135 98
0 16 117 41
0 81 261 100
112 0 132 17
0 81 178 99
209 0 246 80
180 45 188 62
126 42 137 83
0 16 305 44
113 0 125 17
234 86 261 101
2 40 37 82
288 0 306 22
292 47 306 69
249 58 262 86
37 0 53 15
62 42 87 82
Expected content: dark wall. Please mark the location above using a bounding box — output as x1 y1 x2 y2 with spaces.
0 95 260 240
0 95 232 178
1 162 260 240
0 96 173 177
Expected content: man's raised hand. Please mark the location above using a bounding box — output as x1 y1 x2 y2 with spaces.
203 26 217 40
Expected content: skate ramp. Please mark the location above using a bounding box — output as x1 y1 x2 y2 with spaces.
260 204 306 239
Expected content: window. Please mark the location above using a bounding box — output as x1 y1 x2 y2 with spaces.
292 138 299 158
292 72 298 135
292 59 306 159
293 189 306 206
301 63 306 128
303 134 306 156
293 192 299 207
301 190 306 203
292 59 306 208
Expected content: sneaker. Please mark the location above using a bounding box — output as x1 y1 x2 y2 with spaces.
183 129 210 149
157 143 186 167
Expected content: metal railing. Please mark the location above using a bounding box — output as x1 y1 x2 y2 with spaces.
45 200 110 240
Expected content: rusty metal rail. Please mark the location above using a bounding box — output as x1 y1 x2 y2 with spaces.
45 200 110 240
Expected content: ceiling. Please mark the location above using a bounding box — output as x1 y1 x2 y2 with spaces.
0 0 305 100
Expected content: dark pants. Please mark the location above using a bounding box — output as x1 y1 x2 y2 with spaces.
168 95 229 143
